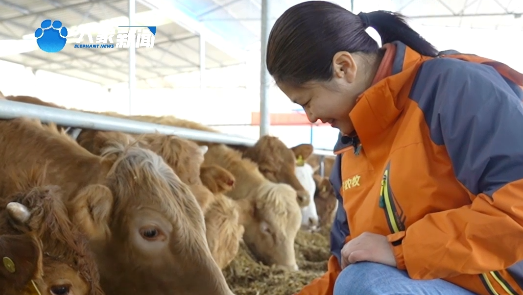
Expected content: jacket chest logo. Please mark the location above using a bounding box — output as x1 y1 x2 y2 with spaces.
343 175 361 190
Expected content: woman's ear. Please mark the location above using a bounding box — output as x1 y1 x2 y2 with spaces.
332 51 357 83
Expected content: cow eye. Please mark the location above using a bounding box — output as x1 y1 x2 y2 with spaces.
141 228 158 238
50 285 70 295
139 227 165 241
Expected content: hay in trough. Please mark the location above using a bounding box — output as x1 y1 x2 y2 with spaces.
224 226 332 295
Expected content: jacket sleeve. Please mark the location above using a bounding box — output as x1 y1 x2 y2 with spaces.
388 60 523 279
298 152 349 294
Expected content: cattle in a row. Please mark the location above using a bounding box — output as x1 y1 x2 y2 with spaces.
0 117 233 295
106 112 337 232
105 114 312 208
0 94 339 293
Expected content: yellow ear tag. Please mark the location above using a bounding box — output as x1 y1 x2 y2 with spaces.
3 257 15 273
296 155 305 166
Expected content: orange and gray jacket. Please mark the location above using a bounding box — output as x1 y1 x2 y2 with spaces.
298 41 523 295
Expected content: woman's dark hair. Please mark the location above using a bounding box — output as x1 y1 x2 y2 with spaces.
266 1 438 86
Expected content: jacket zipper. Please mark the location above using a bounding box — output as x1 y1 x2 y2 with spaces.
379 161 405 234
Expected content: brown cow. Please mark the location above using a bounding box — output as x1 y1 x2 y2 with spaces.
200 165 244 269
313 175 338 228
0 117 233 295
203 145 302 270
0 168 103 295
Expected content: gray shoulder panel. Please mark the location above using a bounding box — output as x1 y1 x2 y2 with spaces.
409 58 523 197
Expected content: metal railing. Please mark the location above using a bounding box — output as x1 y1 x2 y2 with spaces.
0 100 335 157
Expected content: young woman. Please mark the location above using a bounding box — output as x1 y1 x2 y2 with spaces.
266 1 523 295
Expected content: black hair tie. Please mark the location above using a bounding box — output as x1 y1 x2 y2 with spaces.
358 12 371 29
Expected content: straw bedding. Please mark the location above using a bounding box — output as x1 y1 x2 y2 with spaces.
224 226 332 295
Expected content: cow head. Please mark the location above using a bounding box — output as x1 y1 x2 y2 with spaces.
238 182 302 271
313 175 338 228
241 136 312 208
68 140 233 295
1 185 104 295
295 163 319 232
200 165 243 269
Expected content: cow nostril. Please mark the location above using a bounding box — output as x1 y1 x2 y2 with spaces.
297 192 309 203
297 193 304 202
308 217 318 226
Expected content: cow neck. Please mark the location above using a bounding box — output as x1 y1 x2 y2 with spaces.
33 129 108 198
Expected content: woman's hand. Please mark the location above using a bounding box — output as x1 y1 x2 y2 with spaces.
340 232 397 269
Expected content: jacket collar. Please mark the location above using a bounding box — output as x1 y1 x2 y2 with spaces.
333 41 429 154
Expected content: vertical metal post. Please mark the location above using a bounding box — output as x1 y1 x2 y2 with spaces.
128 0 136 116
310 124 313 144
320 155 325 177
259 0 270 137
200 33 205 89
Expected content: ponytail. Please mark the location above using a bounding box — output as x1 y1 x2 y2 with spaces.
358 11 438 57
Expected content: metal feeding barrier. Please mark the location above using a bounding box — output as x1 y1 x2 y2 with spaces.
0 100 334 175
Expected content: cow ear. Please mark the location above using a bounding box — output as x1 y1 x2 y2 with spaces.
200 165 235 194
318 178 332 198
0 234 43 290
290 144 314 160
68 184 113 241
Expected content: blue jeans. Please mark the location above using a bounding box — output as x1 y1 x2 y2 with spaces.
333 262 478 295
